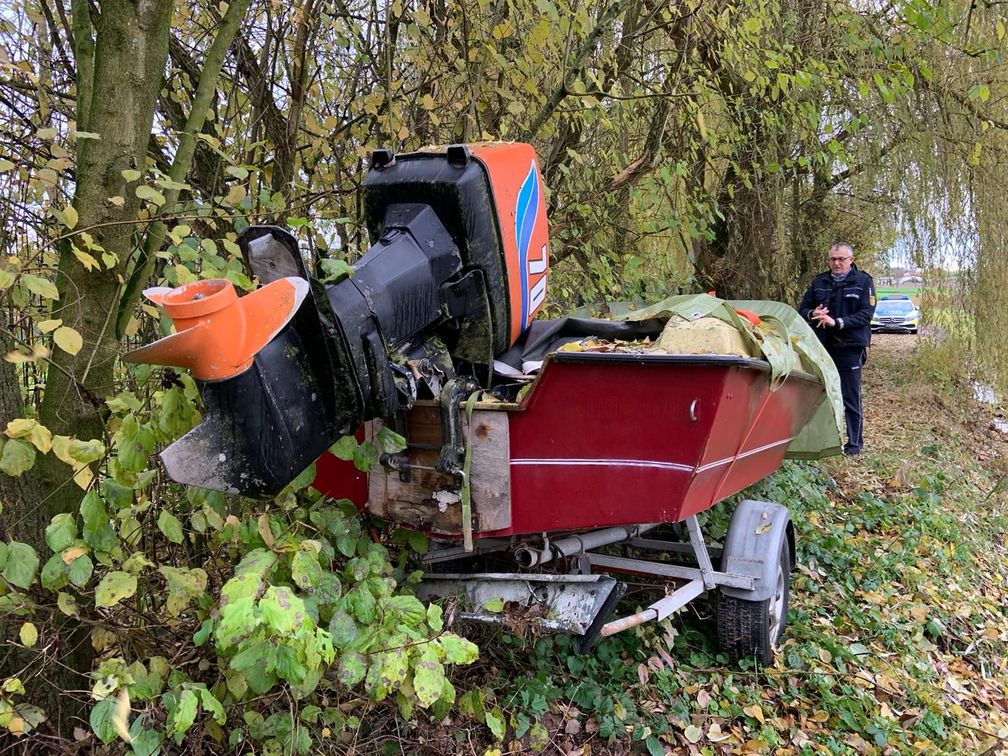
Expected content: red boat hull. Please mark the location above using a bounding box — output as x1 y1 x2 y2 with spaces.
314 353 825 537
499 353 821 535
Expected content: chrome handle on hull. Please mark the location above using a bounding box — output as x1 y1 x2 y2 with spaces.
689 399 699 422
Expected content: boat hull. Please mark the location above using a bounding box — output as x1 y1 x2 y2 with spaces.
314 353 826 537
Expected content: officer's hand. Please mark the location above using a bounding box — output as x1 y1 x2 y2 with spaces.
811 305 833 328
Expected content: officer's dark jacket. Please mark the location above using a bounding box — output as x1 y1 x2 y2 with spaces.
798 265 876 350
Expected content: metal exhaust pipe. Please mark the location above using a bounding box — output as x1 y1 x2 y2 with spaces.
513 524 661 568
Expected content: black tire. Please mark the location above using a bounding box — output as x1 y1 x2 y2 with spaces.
716 540 790 666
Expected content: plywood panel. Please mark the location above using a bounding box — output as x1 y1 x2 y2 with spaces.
367 404 511 534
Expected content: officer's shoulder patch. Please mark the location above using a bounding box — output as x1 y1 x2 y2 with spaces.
869 294 876 306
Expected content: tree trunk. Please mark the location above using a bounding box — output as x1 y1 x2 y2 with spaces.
36 0 172 513
6 0 173 737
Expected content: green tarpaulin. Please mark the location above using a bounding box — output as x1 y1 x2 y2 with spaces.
619 294 844 459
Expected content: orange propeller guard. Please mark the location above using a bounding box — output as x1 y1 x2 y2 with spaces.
124 277 310 381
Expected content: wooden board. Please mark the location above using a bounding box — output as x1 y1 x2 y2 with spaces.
367 403 511 534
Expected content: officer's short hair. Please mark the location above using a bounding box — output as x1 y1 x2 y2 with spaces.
829 242 853 258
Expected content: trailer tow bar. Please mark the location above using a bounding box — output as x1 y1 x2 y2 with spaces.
597 514 750 637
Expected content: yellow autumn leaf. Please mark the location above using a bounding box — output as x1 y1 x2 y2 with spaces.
5 418 53 453
73 248 100 272
53 326 83 355
112 688 132 743
62 205 78 230
223 184 247 206
62 546 87 564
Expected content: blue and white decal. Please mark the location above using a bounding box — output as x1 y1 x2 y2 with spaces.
515 161 547 329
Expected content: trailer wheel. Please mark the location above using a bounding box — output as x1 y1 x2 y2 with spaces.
716 540 790 666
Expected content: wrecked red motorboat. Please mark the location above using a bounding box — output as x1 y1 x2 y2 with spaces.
128 143 840 663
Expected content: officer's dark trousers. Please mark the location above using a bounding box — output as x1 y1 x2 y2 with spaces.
830 347 866 453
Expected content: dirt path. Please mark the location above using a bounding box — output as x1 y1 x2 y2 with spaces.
861 333 922 457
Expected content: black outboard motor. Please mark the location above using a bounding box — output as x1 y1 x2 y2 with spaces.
126 142 551 496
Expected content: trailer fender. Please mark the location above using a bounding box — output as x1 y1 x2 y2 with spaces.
719 499 794 602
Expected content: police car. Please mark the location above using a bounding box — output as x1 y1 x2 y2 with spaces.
871 294 920 334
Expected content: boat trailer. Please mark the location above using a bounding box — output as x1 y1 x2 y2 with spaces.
416 500 795 663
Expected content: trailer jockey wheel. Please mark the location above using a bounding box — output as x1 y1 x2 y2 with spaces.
716 540 790 667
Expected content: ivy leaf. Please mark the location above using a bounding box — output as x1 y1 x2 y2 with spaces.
157 510 184 544
53 326 83 355
95 570 137 608
3 541 39 589
45 513 77 552
19 622 38 647
0 438 36 476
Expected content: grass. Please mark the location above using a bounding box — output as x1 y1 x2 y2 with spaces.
877 286 921 298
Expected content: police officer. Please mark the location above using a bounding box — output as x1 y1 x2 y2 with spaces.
798 242 876 455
